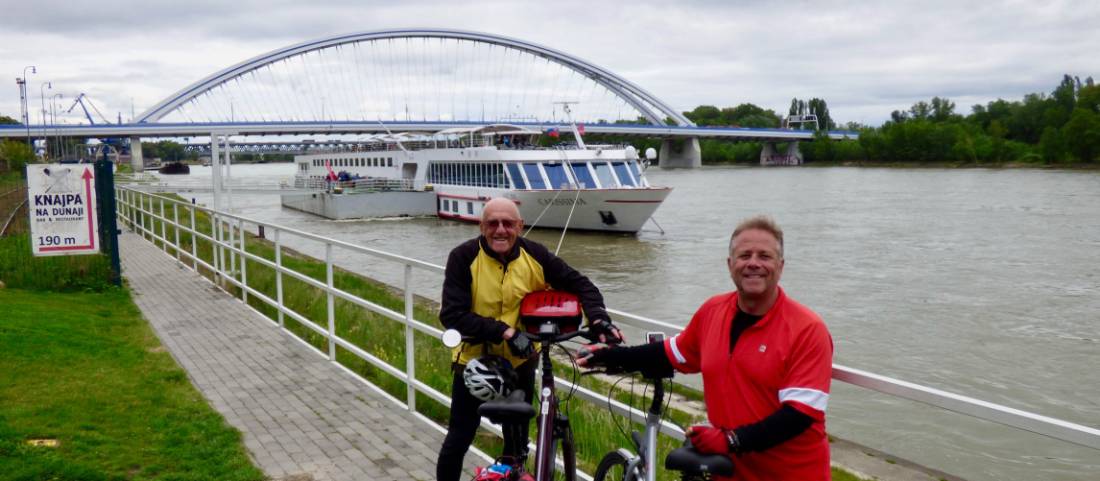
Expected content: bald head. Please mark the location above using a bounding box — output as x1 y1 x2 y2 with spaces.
482 197 522 223
480 198 524 256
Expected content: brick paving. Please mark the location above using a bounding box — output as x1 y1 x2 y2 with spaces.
119 232 480 481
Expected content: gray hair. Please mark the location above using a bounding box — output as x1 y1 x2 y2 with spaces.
729 215 784 258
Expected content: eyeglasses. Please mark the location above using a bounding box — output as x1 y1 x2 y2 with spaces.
483 219 517 229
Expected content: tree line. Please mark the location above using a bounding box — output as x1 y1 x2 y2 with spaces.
675 74 1099 165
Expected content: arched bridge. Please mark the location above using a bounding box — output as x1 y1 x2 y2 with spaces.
137 28 694 128
1 28 857 167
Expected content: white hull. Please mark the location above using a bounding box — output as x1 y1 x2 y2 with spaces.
435 186 670 233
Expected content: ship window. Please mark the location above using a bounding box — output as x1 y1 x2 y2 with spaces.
612 162 635 187
593 162 617 188
467 202 474 215
522 163 546 189
629 161 643 183
570 163 595 189
506 163 526 189
441 199 448 211
543 163 571 189
388 158 393 167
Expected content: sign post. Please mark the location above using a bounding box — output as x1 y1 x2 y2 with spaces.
26 164 100 256
95 151 122 286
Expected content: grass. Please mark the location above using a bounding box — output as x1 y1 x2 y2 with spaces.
126 190 867 480
0 288 265 481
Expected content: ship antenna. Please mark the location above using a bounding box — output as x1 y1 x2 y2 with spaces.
376 120 409 153
553 101 586 150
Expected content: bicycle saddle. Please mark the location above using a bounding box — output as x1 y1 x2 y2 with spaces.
664 447 734 477
478 390 535 424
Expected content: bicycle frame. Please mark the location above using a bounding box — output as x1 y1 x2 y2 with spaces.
534 336 560 481
532 320 584 481
614 376 666 481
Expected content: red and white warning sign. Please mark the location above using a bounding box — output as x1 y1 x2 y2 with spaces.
26 164 100 257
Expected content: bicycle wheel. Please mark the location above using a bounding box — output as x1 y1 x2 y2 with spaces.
593 450 631 481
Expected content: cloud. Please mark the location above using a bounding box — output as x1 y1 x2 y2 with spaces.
1 0 1098 126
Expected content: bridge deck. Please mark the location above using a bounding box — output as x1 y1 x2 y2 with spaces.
119 231 476 481
0 121 858 141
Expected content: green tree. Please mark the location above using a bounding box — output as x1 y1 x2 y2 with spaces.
683 106 722 126
1078 84 1100 113
1038 127 1066 163
1 139 35 173
0 114 19 125
721 103 781 128
1063 108 1100 162
930 97 957 122
909 101 932 121
1052 74 1078 113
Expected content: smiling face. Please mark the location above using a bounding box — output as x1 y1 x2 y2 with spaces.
480 198 524 257
728 228 784 313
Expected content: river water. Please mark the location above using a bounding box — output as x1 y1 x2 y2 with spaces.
151 163 1100 480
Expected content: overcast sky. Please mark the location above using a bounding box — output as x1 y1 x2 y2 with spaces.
2 0 1097 127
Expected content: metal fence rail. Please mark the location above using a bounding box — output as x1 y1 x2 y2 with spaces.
115 187 1100 466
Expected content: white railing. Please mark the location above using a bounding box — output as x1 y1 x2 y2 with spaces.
293 176 420 192
115 186 1100 464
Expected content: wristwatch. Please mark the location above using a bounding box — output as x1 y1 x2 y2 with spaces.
725 429 742 454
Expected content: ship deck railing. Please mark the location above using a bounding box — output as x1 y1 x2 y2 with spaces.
293 176 422 193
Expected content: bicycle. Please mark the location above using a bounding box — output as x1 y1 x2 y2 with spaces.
585 332 733 481
442 290 618 481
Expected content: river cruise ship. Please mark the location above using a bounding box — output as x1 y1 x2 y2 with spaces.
290 124 671 233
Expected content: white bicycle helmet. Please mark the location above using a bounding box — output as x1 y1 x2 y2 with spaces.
463 355 517 402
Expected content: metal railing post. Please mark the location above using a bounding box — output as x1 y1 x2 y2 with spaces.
404 264 416 411
239 217 247 303
213 213 222 284
144 194 152 240
229 215 237 278
159 198 167 252
326 243 336 361
173 203 180 264
189 204 197 270
275 228 284 328
128 189 135 232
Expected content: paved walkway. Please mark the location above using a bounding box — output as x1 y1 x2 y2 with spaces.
120 232 479 481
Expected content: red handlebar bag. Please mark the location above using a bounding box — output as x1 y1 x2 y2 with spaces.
519 290 582 334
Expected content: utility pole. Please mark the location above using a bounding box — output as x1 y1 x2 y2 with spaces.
18 65 35 149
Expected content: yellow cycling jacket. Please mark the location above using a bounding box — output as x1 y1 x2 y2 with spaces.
440 236 610 367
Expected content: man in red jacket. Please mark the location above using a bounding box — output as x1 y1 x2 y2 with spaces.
580 215 834 480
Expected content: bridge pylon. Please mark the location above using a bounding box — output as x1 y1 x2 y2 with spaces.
760 141 803 166
130 137 144 172
658 137 702 169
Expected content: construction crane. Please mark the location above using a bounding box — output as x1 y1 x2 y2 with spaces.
65 93 112 125
65 93 128 159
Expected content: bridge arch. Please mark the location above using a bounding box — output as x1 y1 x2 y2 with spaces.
137 28 693 127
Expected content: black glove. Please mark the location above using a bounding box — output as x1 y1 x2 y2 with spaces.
507 331 535 359
589 318 623 345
